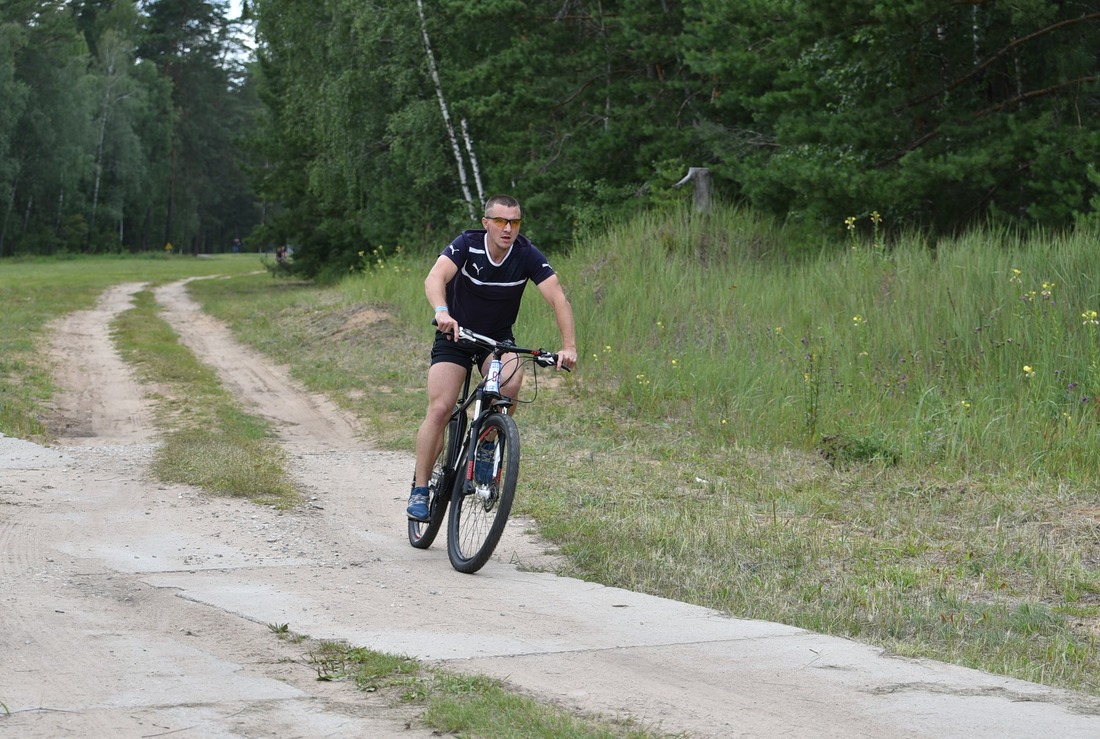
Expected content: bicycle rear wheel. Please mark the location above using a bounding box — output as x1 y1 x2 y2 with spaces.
408 414 463 549
447 412 520 573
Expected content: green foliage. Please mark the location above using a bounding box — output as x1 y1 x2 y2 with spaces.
7 1 1097 279
247 0 718 273
0 1 262 258
683 1 1100 233
242 0 1100 276
503 204 1100 477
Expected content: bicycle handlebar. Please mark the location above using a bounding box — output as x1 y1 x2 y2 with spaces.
431 319 568 371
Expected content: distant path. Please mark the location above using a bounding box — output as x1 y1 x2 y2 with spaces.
2 279 1098 738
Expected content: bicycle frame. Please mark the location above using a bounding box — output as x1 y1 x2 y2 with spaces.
451 345 515 492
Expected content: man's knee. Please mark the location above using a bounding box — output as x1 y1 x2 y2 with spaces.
425 399 453 426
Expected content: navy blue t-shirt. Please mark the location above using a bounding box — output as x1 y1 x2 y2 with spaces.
441 230 556 339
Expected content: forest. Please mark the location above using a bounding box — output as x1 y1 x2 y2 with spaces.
2 1 1098 271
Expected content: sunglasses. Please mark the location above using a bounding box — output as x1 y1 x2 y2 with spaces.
485 216 523 229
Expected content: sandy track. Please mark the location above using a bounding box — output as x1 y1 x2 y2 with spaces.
4 282 433 737
2 279 1099 738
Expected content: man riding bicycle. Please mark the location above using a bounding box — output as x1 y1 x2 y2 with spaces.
407 195 578 521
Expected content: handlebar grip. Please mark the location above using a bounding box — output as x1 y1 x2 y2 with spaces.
431 317 459 341
535 352 571 371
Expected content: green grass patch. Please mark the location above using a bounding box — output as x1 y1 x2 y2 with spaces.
112 287 298 506
302 638 662 738
423 672 656 739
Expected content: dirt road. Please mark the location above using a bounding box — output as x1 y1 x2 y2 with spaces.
3 280 1099 737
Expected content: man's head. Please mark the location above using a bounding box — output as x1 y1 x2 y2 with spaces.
482 195 523 253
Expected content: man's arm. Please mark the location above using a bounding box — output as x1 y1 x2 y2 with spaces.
426 255 459 339
536 275 577 370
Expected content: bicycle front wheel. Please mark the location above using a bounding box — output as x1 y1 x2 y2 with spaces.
408 414 463 549
447 412 520 573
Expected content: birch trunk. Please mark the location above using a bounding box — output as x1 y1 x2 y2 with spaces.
461 118 484 204
416 0 476 220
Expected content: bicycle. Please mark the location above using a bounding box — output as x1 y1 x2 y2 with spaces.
407 325 563 573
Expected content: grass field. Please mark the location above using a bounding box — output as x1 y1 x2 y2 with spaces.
0 254 261 438
4 207 1099 697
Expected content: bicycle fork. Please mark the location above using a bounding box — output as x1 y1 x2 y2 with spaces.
461 398 509 501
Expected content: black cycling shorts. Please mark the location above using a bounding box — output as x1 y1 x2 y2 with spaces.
430 330 514 369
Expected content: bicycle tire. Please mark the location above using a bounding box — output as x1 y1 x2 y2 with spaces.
447 412 520 573
408 414 464 549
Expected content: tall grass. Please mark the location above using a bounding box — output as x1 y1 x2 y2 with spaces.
511 206 1100 477
184 210 1100 693
241 207 1100 479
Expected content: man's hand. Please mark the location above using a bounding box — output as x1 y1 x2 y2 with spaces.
436 310 459 340
557 347 577 371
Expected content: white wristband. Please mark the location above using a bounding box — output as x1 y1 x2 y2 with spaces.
434 305 448 313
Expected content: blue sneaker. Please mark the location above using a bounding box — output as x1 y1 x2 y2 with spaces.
474 440 496 483
406 486 430 521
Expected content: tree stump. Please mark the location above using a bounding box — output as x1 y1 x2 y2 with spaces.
674 167 712 213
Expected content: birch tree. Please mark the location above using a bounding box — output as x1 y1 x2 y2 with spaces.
416 0 476 219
